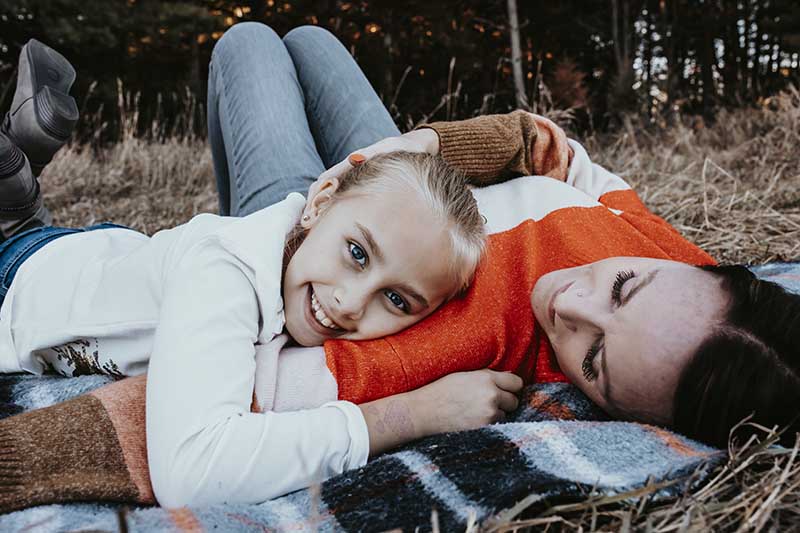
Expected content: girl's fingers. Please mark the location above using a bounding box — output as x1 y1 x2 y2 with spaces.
497 391 520 413
490 370 524 393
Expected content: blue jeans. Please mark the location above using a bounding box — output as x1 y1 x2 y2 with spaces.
207 23 400 216
0 223 127 307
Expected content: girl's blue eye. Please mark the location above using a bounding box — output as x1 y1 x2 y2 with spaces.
384 290 409 312
349 242 367 268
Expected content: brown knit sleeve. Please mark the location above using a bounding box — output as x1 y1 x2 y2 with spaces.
417 110 572 186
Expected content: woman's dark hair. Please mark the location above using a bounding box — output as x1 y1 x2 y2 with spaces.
672 264 800 448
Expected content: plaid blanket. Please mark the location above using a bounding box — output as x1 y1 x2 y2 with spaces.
0 374 721 532
0 262 795 532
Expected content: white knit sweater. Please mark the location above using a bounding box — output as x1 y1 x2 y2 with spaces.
0 193 368 506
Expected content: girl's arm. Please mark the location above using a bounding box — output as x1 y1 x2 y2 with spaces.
146 242 368 507
146 238 524 507
360 369 523 457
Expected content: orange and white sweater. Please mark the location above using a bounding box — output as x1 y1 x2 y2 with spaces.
324 112 716 404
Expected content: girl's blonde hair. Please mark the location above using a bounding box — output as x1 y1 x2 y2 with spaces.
332 151 486 297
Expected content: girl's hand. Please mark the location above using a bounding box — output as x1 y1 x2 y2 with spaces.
359 369 523 457
308 128 440 199
411 369 524 435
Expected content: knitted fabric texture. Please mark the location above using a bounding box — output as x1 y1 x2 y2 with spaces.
417 110 572 184
0 372 722 531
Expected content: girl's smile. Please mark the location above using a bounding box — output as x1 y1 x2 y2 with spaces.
305 285 345 336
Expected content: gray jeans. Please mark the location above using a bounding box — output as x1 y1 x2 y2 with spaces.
207 23 400 216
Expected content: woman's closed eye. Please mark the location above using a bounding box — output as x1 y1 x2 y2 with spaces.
349 241 368 269
582 269 636 382
611 269 635 305
582 337 602 382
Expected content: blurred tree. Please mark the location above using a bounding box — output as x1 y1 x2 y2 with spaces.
506 0 527 109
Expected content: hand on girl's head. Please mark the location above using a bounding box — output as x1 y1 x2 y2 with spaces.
283 152 485 347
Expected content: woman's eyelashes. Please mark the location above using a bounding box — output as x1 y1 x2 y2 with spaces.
611 269 635 305
582 338 602 382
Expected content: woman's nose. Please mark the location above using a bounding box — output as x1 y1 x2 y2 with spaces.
554 285 595 331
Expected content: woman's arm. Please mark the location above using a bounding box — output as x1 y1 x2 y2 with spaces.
309 110 571 198
419 110 571 185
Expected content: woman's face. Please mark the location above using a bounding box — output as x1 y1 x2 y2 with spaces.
283 182 456 347
531 257 729 425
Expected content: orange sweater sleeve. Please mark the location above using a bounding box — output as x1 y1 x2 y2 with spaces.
324 114 714 406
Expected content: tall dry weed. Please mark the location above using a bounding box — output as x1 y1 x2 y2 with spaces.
41 137 217 234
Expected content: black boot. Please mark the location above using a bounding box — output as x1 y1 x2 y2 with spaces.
2 39 78 177
0 131 51 242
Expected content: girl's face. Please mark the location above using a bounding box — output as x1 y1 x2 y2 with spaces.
530 257 729 425
283 180 457 347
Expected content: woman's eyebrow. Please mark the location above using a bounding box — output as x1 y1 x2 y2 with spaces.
621 269 660 307
356 222 384 263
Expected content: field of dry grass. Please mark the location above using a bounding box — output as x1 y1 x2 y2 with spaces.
42 91 800 266
37 92 800 531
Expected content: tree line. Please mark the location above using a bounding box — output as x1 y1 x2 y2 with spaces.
1 0 798 139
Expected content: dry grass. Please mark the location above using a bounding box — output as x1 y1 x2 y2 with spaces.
37 91 800 532
584 89 800 265
42 92 800 266
486 427 800 532
41 136 217 235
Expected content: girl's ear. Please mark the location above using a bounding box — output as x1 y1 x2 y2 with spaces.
301 177 340 229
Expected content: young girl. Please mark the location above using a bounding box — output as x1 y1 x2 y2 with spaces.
0 40 487 505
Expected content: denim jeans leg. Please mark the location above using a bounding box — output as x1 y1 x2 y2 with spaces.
283 26 401 168
207 22 326 216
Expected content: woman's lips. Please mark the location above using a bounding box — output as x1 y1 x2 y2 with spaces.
547 280 574 328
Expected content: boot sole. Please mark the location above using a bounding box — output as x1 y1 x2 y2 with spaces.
0 135 40 219
0 136 25 178
34 86 78 141
25 40 78 141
